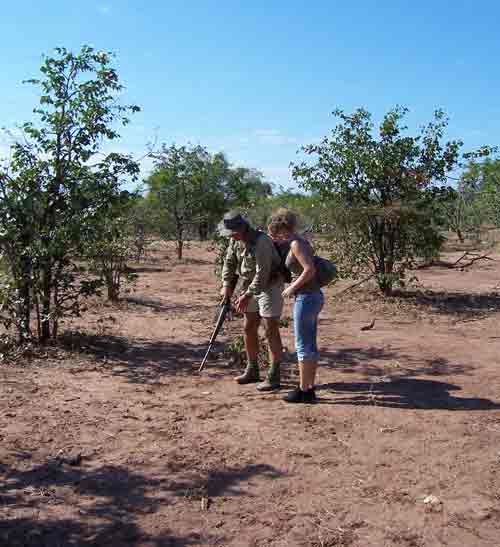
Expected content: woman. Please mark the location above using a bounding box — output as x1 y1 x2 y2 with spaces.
268 208 324 403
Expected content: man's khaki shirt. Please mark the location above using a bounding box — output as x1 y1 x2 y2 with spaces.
221 229 281 296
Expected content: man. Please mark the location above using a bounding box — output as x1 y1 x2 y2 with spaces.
219 211 284 391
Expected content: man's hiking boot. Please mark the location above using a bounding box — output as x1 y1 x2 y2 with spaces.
235 362 260 384
283 387 316 403
256 363 281 392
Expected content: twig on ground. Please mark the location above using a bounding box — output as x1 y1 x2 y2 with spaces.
418 252 495 270
335 274 376 297
452 314 488 325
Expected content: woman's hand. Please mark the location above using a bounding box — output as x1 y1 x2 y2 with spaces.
282 286 295 299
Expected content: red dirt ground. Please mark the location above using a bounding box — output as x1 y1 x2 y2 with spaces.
1 242 500 547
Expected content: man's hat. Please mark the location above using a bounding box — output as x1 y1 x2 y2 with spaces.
217 211 249 237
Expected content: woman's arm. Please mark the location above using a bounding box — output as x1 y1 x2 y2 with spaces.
286 240 316 294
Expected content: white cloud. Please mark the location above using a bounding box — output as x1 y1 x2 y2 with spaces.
252 129 300 146
165 129 301 151
0 130 17 163
259 166 300 189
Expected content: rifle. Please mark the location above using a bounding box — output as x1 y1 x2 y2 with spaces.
198 279 237 372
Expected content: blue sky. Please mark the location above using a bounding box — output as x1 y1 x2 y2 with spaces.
1 1 499 190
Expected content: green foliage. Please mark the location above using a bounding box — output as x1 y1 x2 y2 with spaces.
461 158 500 229
243 190 325 231
145 144 216 259
0 46 140 341
225 334 271 367
145 145 272 259
208 231 230 277
292 106 490 294
85 192 140 302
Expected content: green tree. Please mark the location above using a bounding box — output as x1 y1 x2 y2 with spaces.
292 107 490 294
145 144 214 259
0 46 139 341
145 146 273 257
461 158 500 228
85 191 140 302
246 190 325 232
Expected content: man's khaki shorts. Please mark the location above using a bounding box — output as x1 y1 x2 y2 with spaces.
246 282 284 318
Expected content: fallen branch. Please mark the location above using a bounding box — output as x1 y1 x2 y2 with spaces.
335 274 376 297
454 252 495 269
417 252 495 270
452 314 488 325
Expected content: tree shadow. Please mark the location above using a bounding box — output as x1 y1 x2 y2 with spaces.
124 296 214 314
0 517 205 547
59 331 236 384
0 457 284 546
318 347 474 378
126 266 167 274
0 462 208 546
164 463 285 499
178 257 213 266
317 378 500 411
392 289 500 319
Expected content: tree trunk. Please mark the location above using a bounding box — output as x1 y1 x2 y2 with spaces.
40 264 52 342
17 277 31 342
107 284 119 302
106 272 119 302
198 221 209 241
176 224 184 260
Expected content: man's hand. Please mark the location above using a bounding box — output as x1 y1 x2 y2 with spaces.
220 286 233 302
235 294 251 313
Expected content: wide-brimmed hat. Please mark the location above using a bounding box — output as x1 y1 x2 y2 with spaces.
217 211 250 237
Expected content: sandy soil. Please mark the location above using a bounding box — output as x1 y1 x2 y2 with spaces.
1 242 500 547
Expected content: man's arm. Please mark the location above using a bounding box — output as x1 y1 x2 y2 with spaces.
245 235 275 296
221 240 238 295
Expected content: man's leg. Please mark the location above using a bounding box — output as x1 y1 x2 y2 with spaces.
262 317 283 365
256 317 283 391
256 283 284 391
235 312 261 384
244 312 260 363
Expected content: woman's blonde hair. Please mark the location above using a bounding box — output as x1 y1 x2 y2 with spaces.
268 207 298 234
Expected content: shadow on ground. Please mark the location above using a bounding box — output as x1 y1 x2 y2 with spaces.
318 347 474 378
59 331 238 383
58 331 475 386
124 296 215 315
393 289 500 319
317 378 500 411
0 457 284 546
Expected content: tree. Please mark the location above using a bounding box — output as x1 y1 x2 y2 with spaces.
292 107 490 294
85 191 140 302
461 158 500 229
244 190 326 232
145 144 213 259
0 46 139 341
145 146 273 257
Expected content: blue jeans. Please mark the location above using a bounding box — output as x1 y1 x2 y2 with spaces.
293 291 324 361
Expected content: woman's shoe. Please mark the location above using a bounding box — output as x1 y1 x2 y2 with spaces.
283 387 316 403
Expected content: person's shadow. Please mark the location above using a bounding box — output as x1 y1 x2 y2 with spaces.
317 378 500 410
